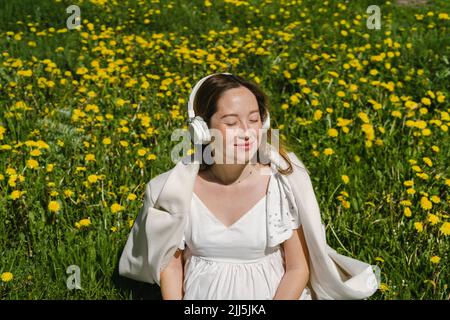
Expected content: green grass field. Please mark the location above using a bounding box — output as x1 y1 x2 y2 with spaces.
0 0 449 299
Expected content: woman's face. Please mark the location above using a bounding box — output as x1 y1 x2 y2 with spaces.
209 86 264 165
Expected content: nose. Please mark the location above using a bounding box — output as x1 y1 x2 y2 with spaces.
237 123 252 141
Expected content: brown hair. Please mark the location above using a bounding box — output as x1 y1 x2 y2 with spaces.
192 73 294 176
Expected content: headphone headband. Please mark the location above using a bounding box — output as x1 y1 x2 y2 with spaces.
187 72 232 119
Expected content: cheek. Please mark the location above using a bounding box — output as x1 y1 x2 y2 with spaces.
219 127 238 144
210 126 234 146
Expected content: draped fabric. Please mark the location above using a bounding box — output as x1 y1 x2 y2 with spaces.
119 145 381 299
265 162 302 248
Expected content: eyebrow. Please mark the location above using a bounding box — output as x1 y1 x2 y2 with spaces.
220 110 260 119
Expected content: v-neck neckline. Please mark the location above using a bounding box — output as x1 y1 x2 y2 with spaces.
192 192 266 230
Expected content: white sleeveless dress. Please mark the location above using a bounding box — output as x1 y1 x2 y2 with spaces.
178 176 312 300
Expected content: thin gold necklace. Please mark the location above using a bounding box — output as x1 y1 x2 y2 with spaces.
208 164 257 185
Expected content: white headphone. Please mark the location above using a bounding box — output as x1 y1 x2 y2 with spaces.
187 72 271 145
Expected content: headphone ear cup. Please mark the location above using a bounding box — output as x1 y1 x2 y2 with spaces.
189 116 211 144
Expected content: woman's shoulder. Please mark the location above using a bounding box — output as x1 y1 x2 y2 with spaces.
145 166 176 203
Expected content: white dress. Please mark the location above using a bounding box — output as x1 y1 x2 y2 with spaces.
178 175 312 300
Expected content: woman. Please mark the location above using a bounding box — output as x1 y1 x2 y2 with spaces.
119 73 381 300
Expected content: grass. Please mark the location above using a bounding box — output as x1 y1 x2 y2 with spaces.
0 0 449 299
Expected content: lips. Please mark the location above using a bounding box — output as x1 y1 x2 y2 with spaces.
234 142 252 147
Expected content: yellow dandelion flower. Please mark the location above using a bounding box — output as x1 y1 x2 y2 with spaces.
341 200 350 209
400 200 412 206
48 200 60 212
50 191 59 197
76 218 91 229
430 256 440 264
137 149 147 156
30 149 42 157
341 175 349 184
313 110 323 121
421 97 431 106
1 272 13 282
111 203 124 213
379 283 389 292
403 180 414 187
391 110 402 118
127 193 137 201
422 128 431 136
290 95 300 105
76 67 88 75
422 157 432 167
430 195 440 204
85 154 96 162
420 196 432 210
87 174 98 184
64 189 74 198
26 159 39 169
18 69 33 77
327 128 339 137
10 190 23 200
445 179 450 187
0 144 11 150
417 172 429 180
115 98 126 107
427 213 439 225
358 112 370 123
404 207 412 218
414 222 423 232
439 222 450 236
406 188 416 194
323 148 334 156
405 101 418 109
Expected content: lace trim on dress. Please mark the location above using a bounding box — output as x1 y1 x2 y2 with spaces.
266 169 301 247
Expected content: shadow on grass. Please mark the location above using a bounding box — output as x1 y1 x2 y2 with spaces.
111 245 162 300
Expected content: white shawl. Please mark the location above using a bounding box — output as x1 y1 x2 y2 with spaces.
119 147 381 299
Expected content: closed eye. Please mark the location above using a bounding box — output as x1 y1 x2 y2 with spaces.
225 119 259 126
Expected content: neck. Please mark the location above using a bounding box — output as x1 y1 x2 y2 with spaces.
208 162 259 185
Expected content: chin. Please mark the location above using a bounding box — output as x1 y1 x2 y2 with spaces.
233 150 258 165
